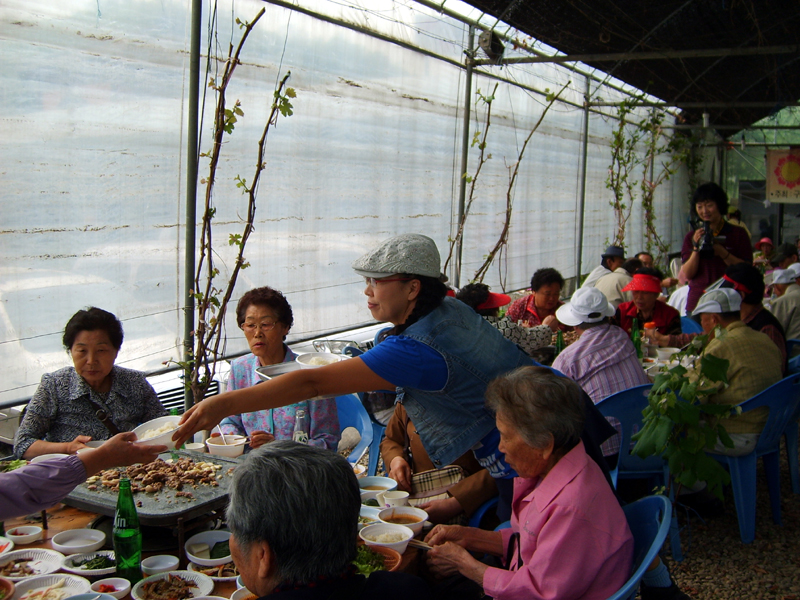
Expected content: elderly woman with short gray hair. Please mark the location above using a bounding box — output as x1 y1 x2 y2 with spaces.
226 441 433 599
425 367 633 600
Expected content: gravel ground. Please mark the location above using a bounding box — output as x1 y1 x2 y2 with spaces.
661 442 800 600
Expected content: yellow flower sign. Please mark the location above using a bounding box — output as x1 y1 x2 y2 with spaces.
767 149 800 202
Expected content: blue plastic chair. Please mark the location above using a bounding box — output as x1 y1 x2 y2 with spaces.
680 316 703 334
468 496 499 528
785 338 800 357
605 495 672 600
786 339 800 375
786 402 800 494
336 394 374 466
342 345 389 477
597 384 682 562
707 373 800 543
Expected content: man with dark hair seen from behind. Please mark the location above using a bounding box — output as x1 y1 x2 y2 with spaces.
227 441 433 599
680 182 752 313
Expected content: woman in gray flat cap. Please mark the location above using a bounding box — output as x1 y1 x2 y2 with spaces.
174 233 615 520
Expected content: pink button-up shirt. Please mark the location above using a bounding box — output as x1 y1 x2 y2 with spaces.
482 441 634 600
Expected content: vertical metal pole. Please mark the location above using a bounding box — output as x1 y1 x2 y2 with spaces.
454 25 474 289
575 75 591 290
184 0 202 411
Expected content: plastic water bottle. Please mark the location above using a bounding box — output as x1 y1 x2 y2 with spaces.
293 409 309 444
113 478 142 584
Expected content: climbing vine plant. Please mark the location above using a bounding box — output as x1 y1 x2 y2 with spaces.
606 96 703 261
443 82 568 285
181 8 296 406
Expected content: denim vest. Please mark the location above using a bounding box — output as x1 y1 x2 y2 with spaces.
398 297 533 467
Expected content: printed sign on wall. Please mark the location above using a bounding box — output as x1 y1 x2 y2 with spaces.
767 149 800 203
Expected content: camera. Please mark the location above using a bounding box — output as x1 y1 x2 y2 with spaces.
698 221 716 259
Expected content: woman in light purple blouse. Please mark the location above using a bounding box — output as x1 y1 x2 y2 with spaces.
218 287 340 451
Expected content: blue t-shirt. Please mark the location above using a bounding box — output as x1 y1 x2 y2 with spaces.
362 335 516 479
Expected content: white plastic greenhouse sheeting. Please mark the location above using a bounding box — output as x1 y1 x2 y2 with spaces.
0 0 687 403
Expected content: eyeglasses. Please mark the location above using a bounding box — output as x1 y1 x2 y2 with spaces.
364 276 413 289
241 321 278 333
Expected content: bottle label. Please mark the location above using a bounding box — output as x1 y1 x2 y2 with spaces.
114 516 128 529
293 431 309 444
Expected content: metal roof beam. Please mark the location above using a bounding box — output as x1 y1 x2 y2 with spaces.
472 45 799 66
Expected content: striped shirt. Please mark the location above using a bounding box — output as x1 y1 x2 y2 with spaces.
552 323 649 455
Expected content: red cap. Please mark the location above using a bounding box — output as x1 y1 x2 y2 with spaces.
622 273 661 294
476 292 511 310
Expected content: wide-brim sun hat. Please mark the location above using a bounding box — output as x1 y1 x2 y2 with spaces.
352 233 447 281
622 273 661 294
691 287 742 316
555 287 615 327
476 292 511 310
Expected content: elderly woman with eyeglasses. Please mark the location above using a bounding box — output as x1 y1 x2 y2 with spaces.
425 367 633 600
217 287 339 451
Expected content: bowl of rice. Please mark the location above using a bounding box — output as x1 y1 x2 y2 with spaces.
296 352 347 368
131 415 182 449
358 523 414 554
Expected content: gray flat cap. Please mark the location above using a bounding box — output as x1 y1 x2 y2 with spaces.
352 233 446 281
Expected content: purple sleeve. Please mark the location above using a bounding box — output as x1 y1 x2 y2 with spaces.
681 229 694 263
729 225 754 262
307 397 341 451
0 455 87 520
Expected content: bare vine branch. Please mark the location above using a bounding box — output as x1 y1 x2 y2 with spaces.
473 82 570 283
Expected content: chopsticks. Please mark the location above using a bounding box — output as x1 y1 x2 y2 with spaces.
407 539 433 551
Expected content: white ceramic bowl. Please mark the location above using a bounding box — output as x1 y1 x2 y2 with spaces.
61 550 116 577
205 435 246 458
141 555 179 576
231 587 254 600
65 593 116 600
235 575 245 589
296 352 346 368
132 415 182 449
358 476 397 493
184 530 232 567
358 523 414 555
0 536 14 557
194 597 229 600
131 571 213 600
91 577 131 600
51 529 105 554
5 526 42 545
29 453 69 464
358 506 381 532
185 442 206 453
656 347 680 361
86 440 106 448
378 507 428 536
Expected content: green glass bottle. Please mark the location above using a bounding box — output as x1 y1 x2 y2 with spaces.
554 330 565 357
113 478 143 584
631 317 643 359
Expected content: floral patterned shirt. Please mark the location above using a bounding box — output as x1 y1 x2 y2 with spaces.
14 365 167 458
219 349 340 451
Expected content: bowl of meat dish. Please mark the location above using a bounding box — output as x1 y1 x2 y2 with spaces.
184 531 232 567
5 527 42 546
378 507 428 536
132 416 182 450
131 571 213 600
64 593 117 600
358 523 414 555
91 577 131 600
51 529 105 555
204 436 246 458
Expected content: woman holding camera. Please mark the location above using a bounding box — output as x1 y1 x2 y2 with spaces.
680 182 752 313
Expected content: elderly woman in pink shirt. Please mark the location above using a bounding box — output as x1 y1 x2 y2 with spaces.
425 366 633 600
